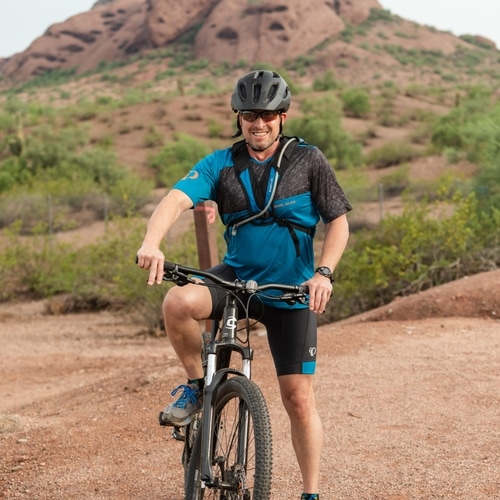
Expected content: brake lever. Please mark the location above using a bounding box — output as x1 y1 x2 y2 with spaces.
281 293 309 306
163 271 191 286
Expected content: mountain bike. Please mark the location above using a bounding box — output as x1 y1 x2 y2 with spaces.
157 261 309 499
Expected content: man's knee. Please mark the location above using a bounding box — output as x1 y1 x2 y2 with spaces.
163 284 212 320
279 376 315 418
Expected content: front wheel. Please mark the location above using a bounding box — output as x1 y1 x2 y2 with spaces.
185 376 272 499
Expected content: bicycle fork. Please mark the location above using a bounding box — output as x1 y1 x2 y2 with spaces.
199 295 253 488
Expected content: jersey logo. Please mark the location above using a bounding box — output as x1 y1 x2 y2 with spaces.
182 170 199 180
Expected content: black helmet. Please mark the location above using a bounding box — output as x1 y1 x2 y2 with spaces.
231 70 291 112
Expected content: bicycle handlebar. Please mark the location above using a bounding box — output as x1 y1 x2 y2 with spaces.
163 261 309 300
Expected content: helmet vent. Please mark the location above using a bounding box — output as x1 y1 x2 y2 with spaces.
238 84 247 102
252 84 262 103
267 83 279 103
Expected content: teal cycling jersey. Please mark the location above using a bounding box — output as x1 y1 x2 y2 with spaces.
172 138 352 308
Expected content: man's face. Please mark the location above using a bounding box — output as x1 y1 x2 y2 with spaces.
239 110 287 154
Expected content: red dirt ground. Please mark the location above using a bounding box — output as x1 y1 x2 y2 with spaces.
0 270 498 499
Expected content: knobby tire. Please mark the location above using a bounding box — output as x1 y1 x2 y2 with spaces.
185 376 273 499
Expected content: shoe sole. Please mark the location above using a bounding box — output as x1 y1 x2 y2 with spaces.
158 410 201 427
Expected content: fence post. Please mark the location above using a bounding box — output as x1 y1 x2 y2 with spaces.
194 201 219 333
193 201 218 270
378 183 384 221
47 195 53 234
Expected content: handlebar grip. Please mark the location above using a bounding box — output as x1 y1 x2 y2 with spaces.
164 261 176 271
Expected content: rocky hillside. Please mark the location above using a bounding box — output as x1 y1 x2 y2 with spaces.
0 0 377 81
1 0 498 85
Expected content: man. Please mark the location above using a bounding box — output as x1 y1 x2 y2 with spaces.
136 70 351 500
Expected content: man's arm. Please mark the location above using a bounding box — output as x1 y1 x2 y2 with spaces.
306 214 349 314
136 188 193 285
317 213 350 274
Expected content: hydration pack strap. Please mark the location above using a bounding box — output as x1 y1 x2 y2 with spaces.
229 137 315 257
230 136 298 236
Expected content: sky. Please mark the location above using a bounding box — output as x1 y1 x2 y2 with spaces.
0 0 499 59
0 0 96 58
380 0 500 48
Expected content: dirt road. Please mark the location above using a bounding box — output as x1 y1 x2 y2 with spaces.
1 271 499 499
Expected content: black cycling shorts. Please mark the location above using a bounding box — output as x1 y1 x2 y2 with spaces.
204 263 318 377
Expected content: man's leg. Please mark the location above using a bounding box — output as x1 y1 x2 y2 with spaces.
163 283 213 380
278 374 323 493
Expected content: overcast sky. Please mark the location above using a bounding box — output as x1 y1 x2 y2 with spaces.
380 0 500 47
0 0 499 59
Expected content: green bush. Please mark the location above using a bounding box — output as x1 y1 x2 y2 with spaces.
0 217 201 333
341 87 371 118
149 133 210 187
312 70 340 91
365 141 419 169
431 108 467 150
325 192 498 323
285 95 362 168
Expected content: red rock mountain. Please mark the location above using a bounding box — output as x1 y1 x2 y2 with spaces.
0 0 381 81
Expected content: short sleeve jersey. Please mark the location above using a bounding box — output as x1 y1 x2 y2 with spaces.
173 138 352 308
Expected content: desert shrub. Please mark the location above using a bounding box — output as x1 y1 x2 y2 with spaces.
428 88 500 211
107 176 153 217
335 169 375 204
466 113 500 211
0 174 152 233
431 86 494 153
365 141 419 169
0 110 15 133
143 126 164 148
194 78 218 94
324 192 498 323
286 55 316 76
378 164 410 196
312 70 340 91
431 108 466 150
341 87 371 118
366 7 395 24
149 133 210 187
0 118 150 202
285 95 362 168
208 119 223 138
0 222 79 300
340 26 355 43
372 87 398 126
7 68 77 92
0 217 201 333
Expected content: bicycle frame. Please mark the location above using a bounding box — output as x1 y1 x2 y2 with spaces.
159 261 309 496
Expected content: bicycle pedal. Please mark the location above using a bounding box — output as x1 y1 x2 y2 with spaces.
172 426 186 442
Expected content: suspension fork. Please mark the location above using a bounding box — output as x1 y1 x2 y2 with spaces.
200 294 254 486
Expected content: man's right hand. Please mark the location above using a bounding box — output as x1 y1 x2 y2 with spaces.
136 246 165 285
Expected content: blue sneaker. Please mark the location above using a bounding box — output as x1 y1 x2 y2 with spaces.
301 495 319 500
160 383 203 426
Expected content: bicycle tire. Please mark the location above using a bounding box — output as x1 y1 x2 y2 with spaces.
183 416 202 493
185 376 273 499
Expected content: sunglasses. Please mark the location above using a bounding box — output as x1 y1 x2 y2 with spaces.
239 110 281 122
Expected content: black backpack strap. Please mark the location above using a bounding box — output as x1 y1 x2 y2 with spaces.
230 137 298 233
231 139 250 175
274 219 316 257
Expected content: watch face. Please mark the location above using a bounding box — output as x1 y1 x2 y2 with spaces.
316 266 332 279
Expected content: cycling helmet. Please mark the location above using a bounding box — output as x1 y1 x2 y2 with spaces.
231 70 291 112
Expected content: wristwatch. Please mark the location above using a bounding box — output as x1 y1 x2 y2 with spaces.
315 266 334 283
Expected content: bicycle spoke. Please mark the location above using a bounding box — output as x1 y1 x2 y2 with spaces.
186 377 272 499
